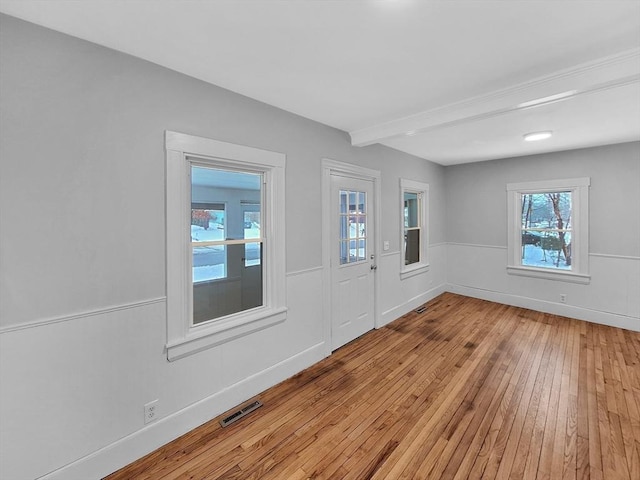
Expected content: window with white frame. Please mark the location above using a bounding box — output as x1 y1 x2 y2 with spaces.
507 177 590 284
166 131 287 361
400 178 429 279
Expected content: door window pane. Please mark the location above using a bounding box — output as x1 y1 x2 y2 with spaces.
339 189 367 265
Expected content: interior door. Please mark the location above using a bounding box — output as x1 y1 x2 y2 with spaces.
330 174 376 350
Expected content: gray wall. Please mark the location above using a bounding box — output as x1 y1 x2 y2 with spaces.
0 13 445 328
445 142 640 256
1 12 637 480
0 14 445 480
445 141 640 330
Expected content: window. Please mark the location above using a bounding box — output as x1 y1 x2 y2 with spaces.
507 177 590 284
166 131 287 360
339 190 367 264
190 166 263 324
400 179 429 279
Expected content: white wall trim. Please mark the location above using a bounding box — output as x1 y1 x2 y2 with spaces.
36 341 327 480
448 242 507 250
0 297 167 335
446 283 639 332
447 242 640 260
380 283 447 327
590 252 640 260
286 266 324 277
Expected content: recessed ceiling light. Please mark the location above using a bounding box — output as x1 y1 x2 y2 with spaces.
523 131 553 142
517 90 578 109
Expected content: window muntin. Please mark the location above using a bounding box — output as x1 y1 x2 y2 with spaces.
339 190 367 264
507 177 590 284
400 179 429 278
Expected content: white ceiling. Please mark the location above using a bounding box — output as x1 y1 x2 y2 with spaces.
1 0 639 165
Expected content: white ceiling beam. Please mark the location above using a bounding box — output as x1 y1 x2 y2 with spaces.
349 48 640 147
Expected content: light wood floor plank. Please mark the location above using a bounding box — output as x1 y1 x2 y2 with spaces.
104 293 640 480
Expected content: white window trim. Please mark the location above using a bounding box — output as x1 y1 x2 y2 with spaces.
165 131 287 361
400 178 429 280
506 177 590 284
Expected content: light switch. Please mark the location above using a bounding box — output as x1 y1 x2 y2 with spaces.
383 240 390 251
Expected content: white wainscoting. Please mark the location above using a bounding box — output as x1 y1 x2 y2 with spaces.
447 243 640 332
379 243 448 326
0 267 327 480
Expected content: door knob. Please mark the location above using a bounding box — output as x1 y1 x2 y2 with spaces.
370 264 378 270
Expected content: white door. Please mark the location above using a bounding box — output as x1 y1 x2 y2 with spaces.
330 174 376 350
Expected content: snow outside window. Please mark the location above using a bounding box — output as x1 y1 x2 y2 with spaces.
507 178 590 284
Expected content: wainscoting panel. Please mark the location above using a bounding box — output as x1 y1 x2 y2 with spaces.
447 243 639 331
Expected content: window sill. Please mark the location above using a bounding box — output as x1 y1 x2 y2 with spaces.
400 263 430 280
166 306 287 361
507 266 590 284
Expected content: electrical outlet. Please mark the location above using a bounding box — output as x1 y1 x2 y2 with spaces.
144 400 159 424
560 294 567 304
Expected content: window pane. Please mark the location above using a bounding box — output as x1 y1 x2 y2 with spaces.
358 192 366 213
244 209 260 239
357 216 365 237
193 244 226 282
191 208 225 282
340 240 348 264
521 192 571 230
405 229 420 265
349 192 357 214
349 216 358 239
244 242 261 267
522 231 571 270
191 165 263 324
357 239 366 262
349 239 357 261
404 192 418 228
340 215 348 240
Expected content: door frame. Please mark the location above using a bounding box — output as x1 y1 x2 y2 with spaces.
321 158 382 355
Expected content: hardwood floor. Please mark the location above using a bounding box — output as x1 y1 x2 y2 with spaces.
105 293 640 479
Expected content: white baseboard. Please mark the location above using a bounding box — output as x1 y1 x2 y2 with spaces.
379 283 447 327
446 283 640 332
39 342 328 480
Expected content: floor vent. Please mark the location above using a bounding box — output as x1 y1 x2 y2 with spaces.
414 306 427 314
219 399 263 428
